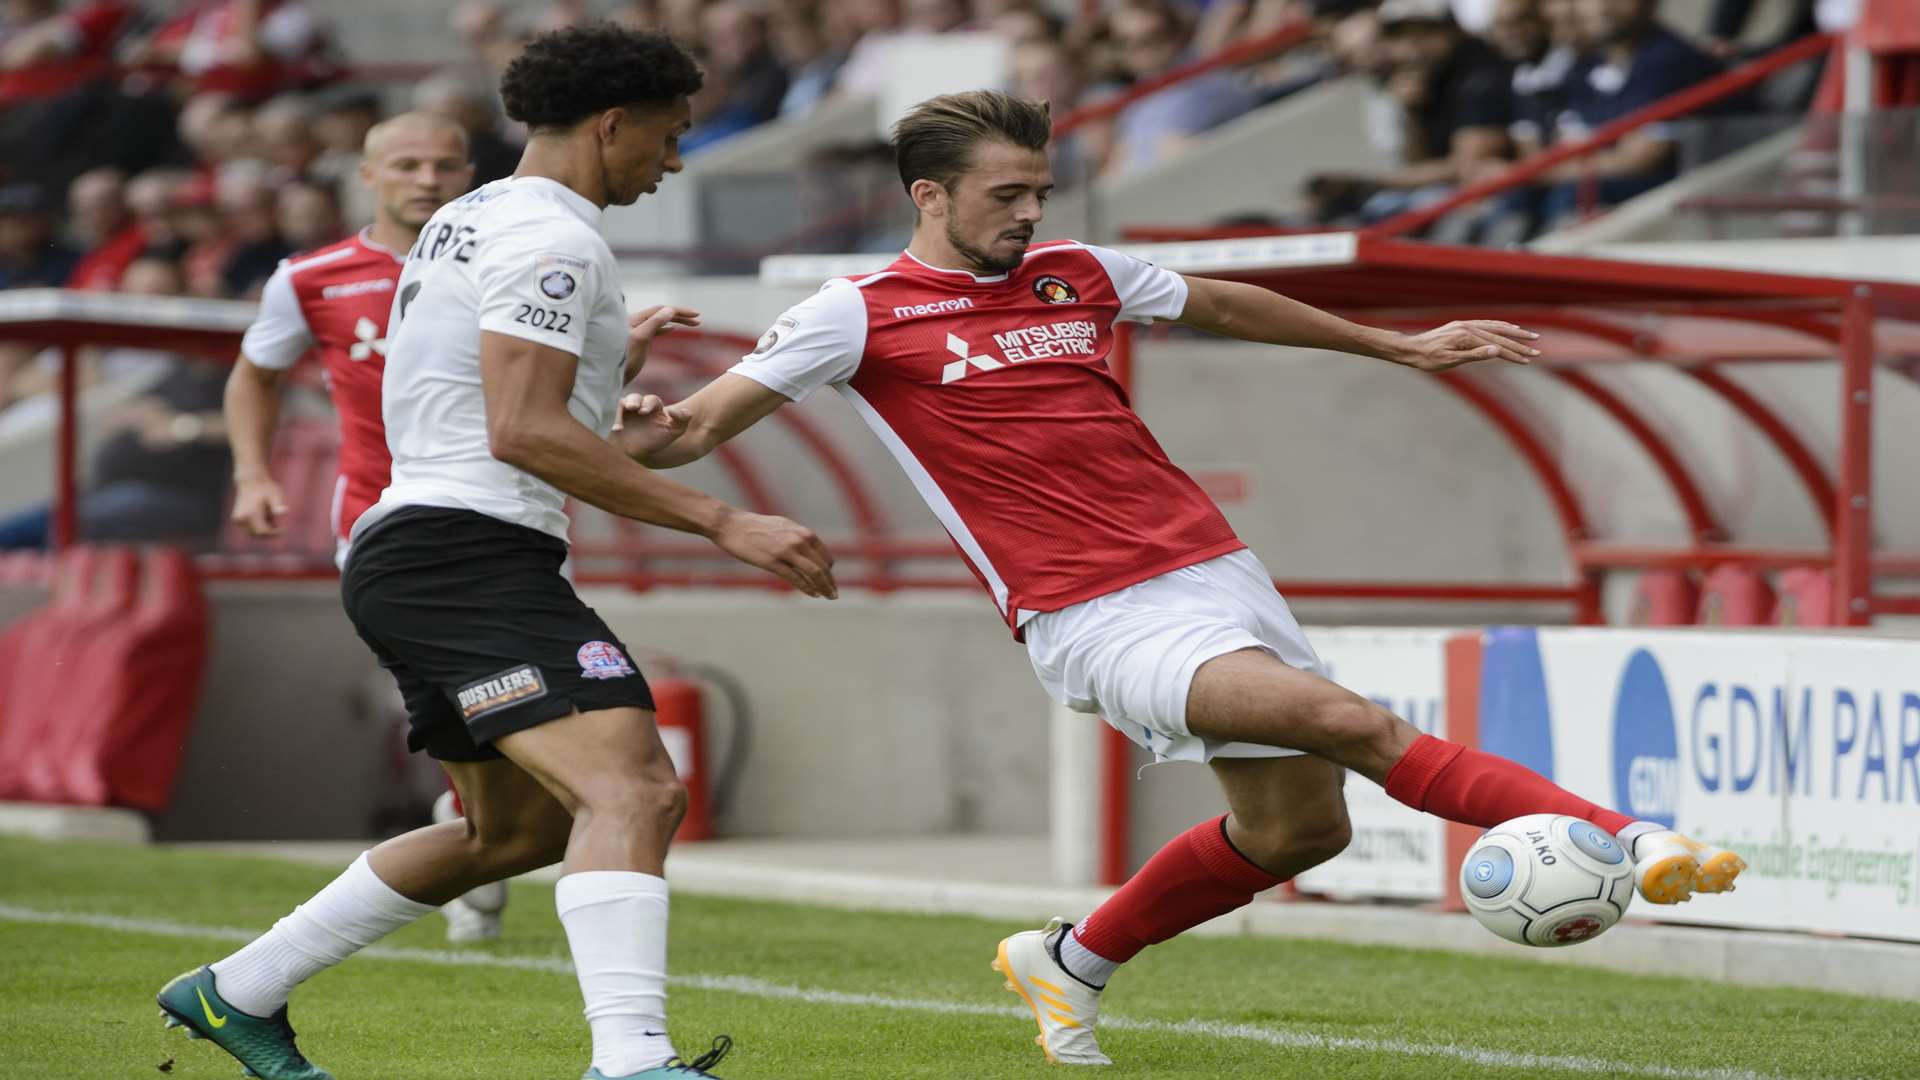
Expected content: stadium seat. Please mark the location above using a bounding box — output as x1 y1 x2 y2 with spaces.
0 547 112 800
1627 570 1698 626
1773 567 1836 627
1696 564 1776 627
0 546 209 813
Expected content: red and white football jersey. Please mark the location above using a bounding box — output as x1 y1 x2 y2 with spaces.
240 228 405 545
729 242 1244 634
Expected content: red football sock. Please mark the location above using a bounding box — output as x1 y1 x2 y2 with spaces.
1070 815 1285 965
1384 734 1633 835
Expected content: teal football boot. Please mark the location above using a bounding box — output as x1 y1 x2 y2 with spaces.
157 966 334 1080
583 1035 732 1078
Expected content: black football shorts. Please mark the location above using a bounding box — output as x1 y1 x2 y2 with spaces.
341 506 654 762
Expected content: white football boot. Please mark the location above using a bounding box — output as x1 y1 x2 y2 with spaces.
992 919 1112 1066
433 790 508 943
1629 829 1747 904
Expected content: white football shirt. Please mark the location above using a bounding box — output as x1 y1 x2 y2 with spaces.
352 175 629 545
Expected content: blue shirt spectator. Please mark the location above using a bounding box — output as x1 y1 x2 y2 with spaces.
1106 0 1257 176
1537 0 1723 217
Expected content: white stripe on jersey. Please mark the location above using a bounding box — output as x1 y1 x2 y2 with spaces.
838 384 1011 614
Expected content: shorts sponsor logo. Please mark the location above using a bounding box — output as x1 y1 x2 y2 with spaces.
320 277 395 300
540 270 577 300
891 296 973 319
578 641 635 680
1032 275 1077 304
457 664 547 720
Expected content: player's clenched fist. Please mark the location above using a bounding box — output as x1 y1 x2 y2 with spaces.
231 476 289 537
708 509 838 599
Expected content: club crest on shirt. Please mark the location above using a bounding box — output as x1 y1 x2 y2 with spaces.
540 270 577 300
1033 275 1078 304
577 640 635 680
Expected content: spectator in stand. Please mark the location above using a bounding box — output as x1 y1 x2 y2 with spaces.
211 162 289 298
683 0 790 153
833 0 910 97
178 92 256 166
311 88 383 226
661 0 710 44
126 0 339 99
1535 0 1723 220
0 183 76 290
275 179 343 250
773 8 848 117
124 168 193 255
0 254 235 551
993 4 1063 47
1304 0 1511 224
414 72 521 185
254 94 324 184
447 0 524 84
0 0 133 104
65 167 148 291
1104 0 1259 176
1011 37 1103 187
1486 0 1574 159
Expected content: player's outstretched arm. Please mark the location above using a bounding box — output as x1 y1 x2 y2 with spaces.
482 331 837 598
1175 275 1542 373
224 356 290 537
616 373 791 469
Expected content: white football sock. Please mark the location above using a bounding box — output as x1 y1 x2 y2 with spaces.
1058 925 1118 990
1615 820 1667 858
210 852 435 1017
557 871 676 1077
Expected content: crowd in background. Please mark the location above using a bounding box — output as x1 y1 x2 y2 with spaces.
0 0 1836 404
0 0 1830 305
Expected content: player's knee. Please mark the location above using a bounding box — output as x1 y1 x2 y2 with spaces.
1311 696 1400 762
466 809 567 872
582 772 687 835
1236 812 1351 871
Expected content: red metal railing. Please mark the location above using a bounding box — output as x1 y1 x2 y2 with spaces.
1365 32 1838 239
1052 21 1312 137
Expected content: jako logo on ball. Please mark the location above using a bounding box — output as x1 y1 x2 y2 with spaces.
1612 649 1680 827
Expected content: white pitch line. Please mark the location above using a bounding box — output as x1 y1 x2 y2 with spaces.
0 902 1840 1080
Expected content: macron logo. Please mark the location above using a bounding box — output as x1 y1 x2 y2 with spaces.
892 297 974 319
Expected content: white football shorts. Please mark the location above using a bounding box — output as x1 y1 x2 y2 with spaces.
1024 548 1323 764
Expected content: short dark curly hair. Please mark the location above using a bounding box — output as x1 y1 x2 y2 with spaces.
499 22 704 132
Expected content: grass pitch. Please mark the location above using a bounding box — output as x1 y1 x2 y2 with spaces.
2 836 1914 1080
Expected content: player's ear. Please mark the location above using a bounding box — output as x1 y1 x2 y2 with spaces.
597 107 623 144
909 178 947 218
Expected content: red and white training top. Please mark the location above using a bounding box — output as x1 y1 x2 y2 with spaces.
728 241 1244 634
240 229 405 547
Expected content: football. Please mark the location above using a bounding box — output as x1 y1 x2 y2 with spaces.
1460 814 1635 947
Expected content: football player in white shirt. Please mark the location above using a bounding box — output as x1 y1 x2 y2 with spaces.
159 25 824 1080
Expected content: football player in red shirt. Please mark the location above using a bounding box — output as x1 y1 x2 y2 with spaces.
620 90 1747 1066
223 110 513 944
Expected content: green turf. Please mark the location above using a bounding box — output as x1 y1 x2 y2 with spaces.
2 836 1914 1080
